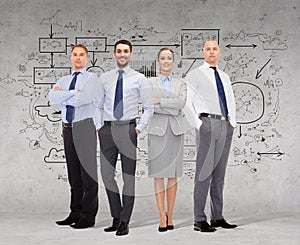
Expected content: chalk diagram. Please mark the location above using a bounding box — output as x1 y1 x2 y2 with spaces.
6 11 287 181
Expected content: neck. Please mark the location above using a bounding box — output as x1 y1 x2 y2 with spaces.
160 71 171 77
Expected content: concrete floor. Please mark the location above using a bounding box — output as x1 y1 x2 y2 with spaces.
0 212 299 245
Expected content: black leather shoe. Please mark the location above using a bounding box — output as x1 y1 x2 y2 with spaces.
116 222 129 236
194 221 216 232
104 218 120 232
210 219 237 229
70 219 95 229
56 216 79 226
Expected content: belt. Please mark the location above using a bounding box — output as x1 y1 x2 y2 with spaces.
104 119 136 126
62 118 93 128
62 122 73 128
200 113 229 121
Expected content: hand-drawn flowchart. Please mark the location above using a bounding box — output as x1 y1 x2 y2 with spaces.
2 11 287 181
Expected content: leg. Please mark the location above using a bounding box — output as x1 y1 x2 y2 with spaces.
73 119 98 222
154 178 167 227
166 178 177 226
99 125 121 219
118 123 137 223
194 118 216 222
62 127 83 219
210 122 234 220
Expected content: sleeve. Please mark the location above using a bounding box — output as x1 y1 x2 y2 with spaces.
66 73 100 107
185 72 203 130
95 76 105 130
155 78 187 115
136 76 154 132
48 78 75 104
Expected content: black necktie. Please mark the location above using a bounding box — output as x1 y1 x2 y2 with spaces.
210 66 229 116
113 70 124 120
66 71 80 123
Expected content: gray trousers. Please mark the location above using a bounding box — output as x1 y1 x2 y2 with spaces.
98 122 137 223
194 117 234 222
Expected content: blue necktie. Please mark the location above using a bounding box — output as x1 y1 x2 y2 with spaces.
210 66 228 116
66 71 80 123
113 70 124 120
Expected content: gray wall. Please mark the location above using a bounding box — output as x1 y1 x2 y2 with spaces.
0 0 299 216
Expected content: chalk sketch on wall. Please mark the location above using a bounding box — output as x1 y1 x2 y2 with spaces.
8 10 286 181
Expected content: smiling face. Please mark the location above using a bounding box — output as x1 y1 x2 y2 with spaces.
158 49 174 76
114 43 132 69
70 46 89 71
202 40 222 67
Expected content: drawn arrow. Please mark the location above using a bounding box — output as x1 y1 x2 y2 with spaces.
255 58 271 79
49 25 54 38
257 151 285 157
50 53 55 68
90 52 97 66
226 43 257 49
237 125 242 138
182 59 197 78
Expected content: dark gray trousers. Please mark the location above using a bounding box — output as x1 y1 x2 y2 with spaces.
98 122 137 223
193 117 234 222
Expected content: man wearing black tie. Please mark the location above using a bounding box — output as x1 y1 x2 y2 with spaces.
49 44 99 229
96 39 153 236
186 40 237 232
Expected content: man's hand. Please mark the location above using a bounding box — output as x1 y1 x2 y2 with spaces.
53 86 62 91
135 129 141 136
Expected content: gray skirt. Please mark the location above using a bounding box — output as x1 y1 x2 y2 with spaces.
148 124 184 178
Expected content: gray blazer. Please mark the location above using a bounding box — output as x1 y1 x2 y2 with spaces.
148 76 188 136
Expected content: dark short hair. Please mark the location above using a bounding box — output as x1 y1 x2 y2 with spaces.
157 47 174 60
71 44 88 54
114 39 132 52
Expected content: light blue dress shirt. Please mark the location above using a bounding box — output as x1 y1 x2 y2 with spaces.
95 66 154 132
49 68 100 123
159 74 172 98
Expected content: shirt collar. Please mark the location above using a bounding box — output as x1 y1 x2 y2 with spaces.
115 66 130 74
72 68 86 75
203 61 219 70
159 74 172 82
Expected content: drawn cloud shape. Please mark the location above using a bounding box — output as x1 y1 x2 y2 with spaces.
44 148 65 163
35 101 61 122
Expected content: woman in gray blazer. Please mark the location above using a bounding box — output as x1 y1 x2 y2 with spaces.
148 48 187 232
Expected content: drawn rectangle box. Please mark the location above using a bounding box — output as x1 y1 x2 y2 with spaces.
33 67 71 85
181 29 220 59
39 38 68 53
76 37 107 52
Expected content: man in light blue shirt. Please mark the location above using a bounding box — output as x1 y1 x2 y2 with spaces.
49 44 99 229
96 39 153 236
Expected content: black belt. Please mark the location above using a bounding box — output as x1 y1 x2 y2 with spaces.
104 119 136 126
62 118 93 128
62 122 73 128
200 113 229 121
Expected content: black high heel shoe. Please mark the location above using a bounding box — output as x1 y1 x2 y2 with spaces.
166 214 174 230
158 215 168 232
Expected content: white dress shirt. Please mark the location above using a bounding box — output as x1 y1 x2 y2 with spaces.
95 66 154 132
185 61 236 129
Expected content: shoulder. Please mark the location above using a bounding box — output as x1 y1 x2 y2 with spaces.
172 76 185 84
85 71 98 79
100 69 115 80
